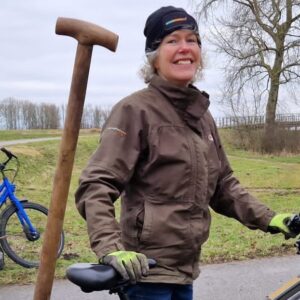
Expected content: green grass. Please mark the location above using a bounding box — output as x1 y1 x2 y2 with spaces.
0 133 100 284
228 155 300 189
0 128 100 141
0 129 62 140
0 129 299 285
202 191 299 263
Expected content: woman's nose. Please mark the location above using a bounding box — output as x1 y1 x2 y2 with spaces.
178 41 190 53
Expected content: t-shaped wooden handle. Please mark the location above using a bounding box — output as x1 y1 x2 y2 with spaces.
55 17 118 50
33 18 118 300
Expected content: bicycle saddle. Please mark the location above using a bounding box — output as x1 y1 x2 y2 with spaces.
66 259 156 293
66 263 122 293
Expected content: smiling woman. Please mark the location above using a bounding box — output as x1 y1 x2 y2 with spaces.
154 29 201 86
140 5 203 86
74 5 296 300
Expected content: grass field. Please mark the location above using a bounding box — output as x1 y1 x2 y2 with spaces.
0 129 299 284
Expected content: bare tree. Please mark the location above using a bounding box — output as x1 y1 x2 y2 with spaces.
39 103 60 129
22 101 38 129
93 106 102 128
193 0 300 152
0 98 111 130
0 98 61 130
81 104 93 129
99 106 111 127
81 104 111 129
0 97 20 129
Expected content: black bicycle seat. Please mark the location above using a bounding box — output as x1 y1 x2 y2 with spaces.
66 263 122 293
66 259 156 293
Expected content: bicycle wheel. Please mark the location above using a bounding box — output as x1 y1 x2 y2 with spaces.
0 201 64 268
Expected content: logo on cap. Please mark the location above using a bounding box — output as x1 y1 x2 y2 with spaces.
165 17 187 26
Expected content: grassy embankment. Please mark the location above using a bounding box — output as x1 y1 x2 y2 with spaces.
0 129 299 285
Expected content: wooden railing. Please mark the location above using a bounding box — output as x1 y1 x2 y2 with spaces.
216 113 300 130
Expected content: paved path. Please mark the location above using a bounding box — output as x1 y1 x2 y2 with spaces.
0 137 61 147
0 255 299 300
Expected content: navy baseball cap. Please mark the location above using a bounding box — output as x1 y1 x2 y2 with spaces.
144 6 201 53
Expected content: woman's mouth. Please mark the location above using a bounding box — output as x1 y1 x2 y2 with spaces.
175 59 193 65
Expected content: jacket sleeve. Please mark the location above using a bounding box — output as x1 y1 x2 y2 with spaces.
209 121 275 232
75 99 145 258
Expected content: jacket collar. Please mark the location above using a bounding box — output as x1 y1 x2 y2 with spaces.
149 75 210 120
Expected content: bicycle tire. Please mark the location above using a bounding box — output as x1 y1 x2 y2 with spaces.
0 201 64 268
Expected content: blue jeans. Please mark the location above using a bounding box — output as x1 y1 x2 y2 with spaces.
124 282 193 300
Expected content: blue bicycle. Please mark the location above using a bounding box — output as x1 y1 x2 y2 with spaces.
0 147 64 268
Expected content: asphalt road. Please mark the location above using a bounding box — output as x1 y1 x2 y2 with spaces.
0 137 61 147
0 255 299 300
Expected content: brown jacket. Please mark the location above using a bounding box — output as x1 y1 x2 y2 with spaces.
75 75 275 284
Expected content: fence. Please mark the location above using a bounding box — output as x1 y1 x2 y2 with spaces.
216 113 300 130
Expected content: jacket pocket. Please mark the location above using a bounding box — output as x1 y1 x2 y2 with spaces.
138 199 191 249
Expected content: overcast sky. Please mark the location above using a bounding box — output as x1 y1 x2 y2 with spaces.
1 0 225 118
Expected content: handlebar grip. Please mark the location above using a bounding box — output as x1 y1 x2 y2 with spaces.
0 147 17 159
287 214 300 234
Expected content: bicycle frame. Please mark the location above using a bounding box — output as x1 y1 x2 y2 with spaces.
0 175 39 239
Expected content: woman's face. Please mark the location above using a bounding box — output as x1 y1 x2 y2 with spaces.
154 29 201 87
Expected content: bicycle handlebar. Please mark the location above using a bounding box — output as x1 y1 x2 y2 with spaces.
66 259 157 293
287 214 300 234
0 147 19 180
0 147 18 160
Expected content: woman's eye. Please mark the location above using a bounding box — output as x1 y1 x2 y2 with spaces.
187 38 197 43
166 39 177 44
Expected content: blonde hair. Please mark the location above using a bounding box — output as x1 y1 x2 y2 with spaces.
139 51 158 83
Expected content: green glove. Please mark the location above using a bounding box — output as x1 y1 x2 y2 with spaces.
100 250 149 283
268 213 297 239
